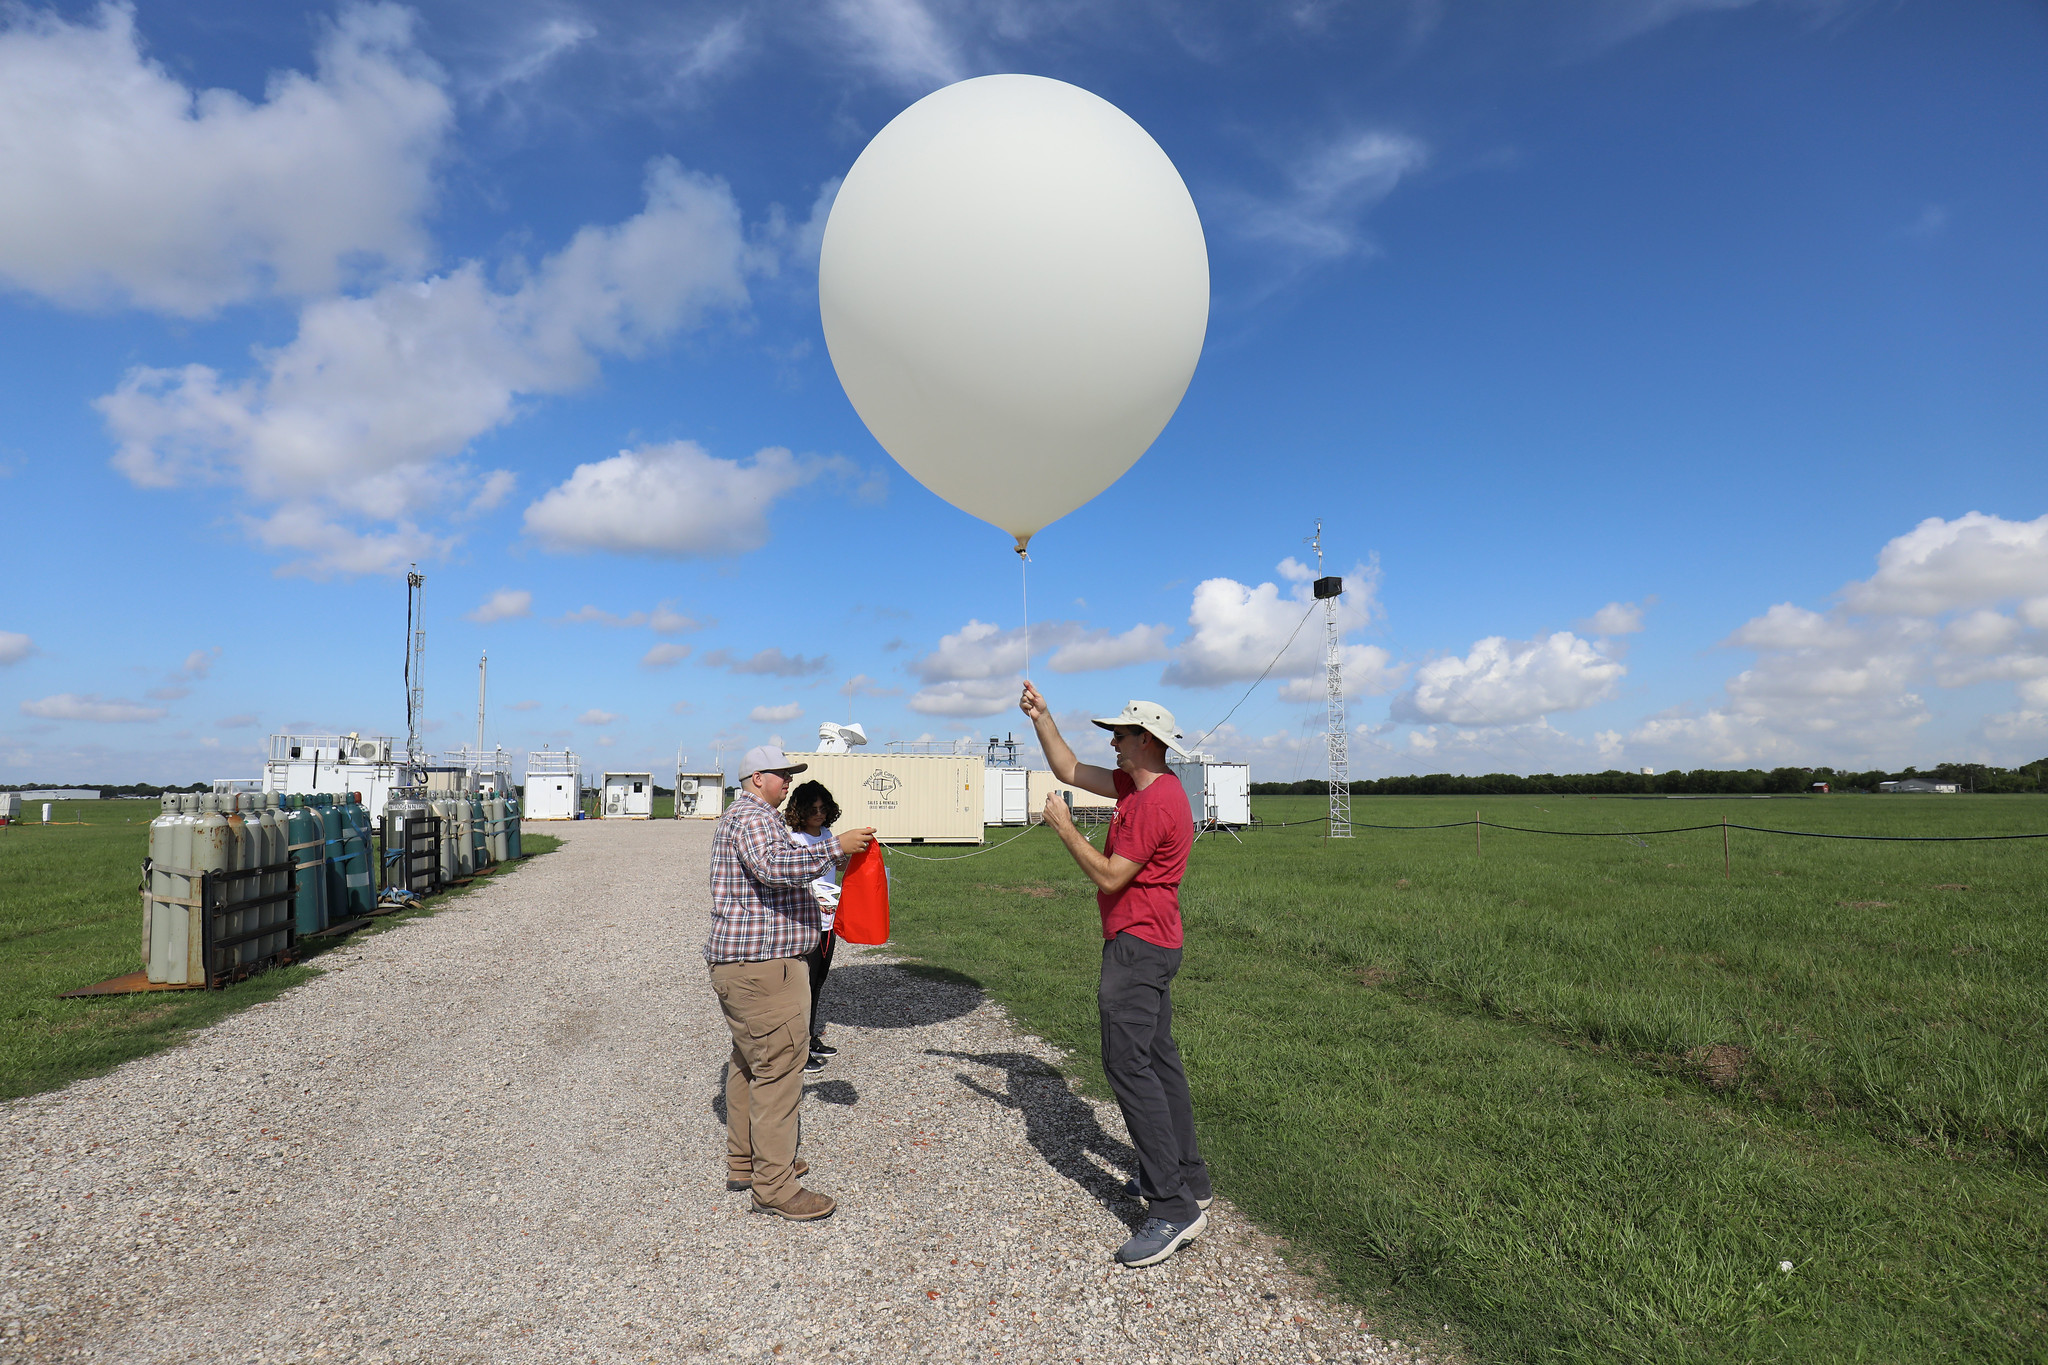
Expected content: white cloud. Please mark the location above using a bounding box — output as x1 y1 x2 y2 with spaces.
826 0 968 90
465 588 532 624
524 442 843 558
596 734 616 747
1047 624 1173 674
1578 601 1647 636
1276 644 1403 702
554 601 703 632
0 632 33 666
906 678 1016 719
749 702 803 723
1163 560 1382 688
1224 129 1428 265
911 620 1026 684
642 643 691 668
0 3 450 315
505 699 540 712
102 156 760 575
1392 632 1624 726
180 648 218 679
702 647 831 677
20 693 167 723
1842 512 2048 616
578 709 619 725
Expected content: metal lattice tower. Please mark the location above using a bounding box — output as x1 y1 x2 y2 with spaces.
404 567 427 783
1310 522 1352 839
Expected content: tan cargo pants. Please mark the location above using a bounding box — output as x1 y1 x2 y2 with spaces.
708 956 811 1207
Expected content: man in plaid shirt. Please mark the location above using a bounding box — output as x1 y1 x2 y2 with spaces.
707 744 873 1221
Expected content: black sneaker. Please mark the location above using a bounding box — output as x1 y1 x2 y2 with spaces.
1120 1177 1213 1211
809 1038 838 1057
1114 1211 1207 1267
804 1051 829 1072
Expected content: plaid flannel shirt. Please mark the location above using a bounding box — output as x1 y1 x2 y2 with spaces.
704 791 841 963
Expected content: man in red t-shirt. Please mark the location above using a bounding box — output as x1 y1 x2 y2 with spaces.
1020 682 1213 1268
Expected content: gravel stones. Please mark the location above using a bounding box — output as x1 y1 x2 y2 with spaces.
2 819 1432 1364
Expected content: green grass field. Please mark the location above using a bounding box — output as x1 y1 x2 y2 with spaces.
882 793 2048 1364
0 800 559 1103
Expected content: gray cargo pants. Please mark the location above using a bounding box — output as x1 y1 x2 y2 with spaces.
1098 930 1211 1225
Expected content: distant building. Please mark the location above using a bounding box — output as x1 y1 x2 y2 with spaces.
1878 779 1959 794
11 788 101 800
1810 782 1830 793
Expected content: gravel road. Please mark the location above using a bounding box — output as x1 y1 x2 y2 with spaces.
4 819 1438 1364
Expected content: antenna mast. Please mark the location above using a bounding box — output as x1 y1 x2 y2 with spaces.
1310 522 1352 839
476 651 488 786
404 566 426 785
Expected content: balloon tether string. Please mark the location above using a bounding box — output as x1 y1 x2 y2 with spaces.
1016 538 1031 687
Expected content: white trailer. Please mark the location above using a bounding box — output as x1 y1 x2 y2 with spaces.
983 767 1029 825
600 772 653 819
260 734 404 818
1169 756 1252 828
673 771 725 819
523 750 581 820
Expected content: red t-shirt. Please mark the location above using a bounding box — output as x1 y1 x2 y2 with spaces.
1098 769 1193 949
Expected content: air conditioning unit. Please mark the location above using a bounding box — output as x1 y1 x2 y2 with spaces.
351 738 390 762
680 778 699 794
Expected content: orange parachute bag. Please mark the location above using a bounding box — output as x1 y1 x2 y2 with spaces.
834 840 891 945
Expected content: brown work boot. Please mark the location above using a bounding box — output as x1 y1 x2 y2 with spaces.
750 1187 837 1221
727 1158 807 1192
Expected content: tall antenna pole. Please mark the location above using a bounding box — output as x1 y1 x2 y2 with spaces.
476 652 488 788
1310 522 1352 840
405 566 426 786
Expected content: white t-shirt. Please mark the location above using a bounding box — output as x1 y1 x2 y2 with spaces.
789 826 839 933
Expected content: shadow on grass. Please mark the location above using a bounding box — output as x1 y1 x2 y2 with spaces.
928 1047 1145 1229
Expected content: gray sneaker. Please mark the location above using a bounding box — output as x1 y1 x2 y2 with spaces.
1119 1177 1213 1211
1114 1211 1208 1267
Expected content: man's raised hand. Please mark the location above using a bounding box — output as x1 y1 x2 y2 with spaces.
837 827 877 857
1020 681 1048 721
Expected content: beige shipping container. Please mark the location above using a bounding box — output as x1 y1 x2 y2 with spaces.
785 752 982 844
1026 769 1118 821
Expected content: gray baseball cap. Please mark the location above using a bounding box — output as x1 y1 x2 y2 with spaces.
739 744 808 779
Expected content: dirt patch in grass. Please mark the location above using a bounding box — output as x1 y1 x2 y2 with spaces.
1353 966 1397 988
1689 1044 1751 1092
1929 883 1970 890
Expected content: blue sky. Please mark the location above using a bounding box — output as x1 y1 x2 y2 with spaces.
3 0 2046 785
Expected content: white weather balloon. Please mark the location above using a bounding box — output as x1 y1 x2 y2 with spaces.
819 74 1209 549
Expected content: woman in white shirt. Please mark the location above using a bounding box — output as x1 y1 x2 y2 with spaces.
786 780 842 1072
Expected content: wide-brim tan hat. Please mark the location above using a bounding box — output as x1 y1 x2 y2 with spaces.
1091 700 1189 757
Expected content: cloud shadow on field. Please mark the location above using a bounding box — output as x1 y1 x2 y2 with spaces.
928 1048 1146 1229
816 963 984 1029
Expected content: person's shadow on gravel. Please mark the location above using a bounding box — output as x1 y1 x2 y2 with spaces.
928 1048 1145 1229
712 1066 859 1123
817 963 984 1029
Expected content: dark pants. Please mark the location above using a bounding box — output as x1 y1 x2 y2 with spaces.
1098 930 1210 1225
801 929 836 1043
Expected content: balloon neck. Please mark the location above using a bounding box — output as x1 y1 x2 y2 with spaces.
1013 536 1030 558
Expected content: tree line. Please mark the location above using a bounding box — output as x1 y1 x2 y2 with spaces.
1251 757 2048 798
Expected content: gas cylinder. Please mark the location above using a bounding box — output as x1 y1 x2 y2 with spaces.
433 799 459 882
451 798 474 877
145 796 178 978
505 794 522 860
342 794 375 915
483 796 504 864
473 795 491 869
318 796 349 922
286 796 326 935
188 799 231 985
